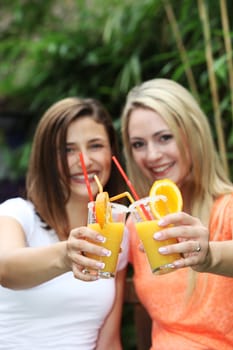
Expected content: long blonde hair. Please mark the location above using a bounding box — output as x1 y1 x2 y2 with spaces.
121 78 233 226
121 78 233 298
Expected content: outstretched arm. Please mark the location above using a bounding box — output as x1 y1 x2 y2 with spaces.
0 216 110 289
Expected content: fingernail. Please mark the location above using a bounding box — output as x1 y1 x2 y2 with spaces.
97 235 106 242
102 248 111 256
158 246 168 254
154 232 162 239
96 262 105 269
173 260 182 268
158 219 166 226
163 263 175 269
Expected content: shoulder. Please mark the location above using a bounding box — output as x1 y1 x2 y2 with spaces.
0 197 36 237
210 193 233 240
0 197 34 216
211 193 233 217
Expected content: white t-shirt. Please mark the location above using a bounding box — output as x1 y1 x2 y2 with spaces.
0 198 129 350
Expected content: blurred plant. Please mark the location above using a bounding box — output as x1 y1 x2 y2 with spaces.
0 0 233 178
1 1 233 346
0 135 31 181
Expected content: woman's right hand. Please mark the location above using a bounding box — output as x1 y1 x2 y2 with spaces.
65 226 111 281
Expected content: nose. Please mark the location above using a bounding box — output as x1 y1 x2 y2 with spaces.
78 150 93 168
145 142 162 162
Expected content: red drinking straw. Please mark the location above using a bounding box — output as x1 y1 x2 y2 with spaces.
79 152 94 202
112 156 152 220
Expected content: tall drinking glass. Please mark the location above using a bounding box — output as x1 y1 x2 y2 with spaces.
86 201 127 278
129 197 181 275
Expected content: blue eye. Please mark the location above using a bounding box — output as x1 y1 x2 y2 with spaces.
160 134 173 142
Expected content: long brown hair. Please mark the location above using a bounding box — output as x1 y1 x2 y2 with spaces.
26 97 125 239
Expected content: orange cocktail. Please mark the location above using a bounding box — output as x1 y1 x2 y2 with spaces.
129 179 183 275
87 222 124 274
79 155 128 278
86 200 126 278
135 218 180 274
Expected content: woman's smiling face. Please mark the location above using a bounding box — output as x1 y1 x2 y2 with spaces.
65 116 112 199
128 107 191 187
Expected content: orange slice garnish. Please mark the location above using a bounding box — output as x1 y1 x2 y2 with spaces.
149 179 183 219
95 191 112 228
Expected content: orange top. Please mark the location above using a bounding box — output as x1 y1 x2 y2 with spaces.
127 194 233 350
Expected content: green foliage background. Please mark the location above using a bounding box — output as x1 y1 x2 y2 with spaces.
0 1 233 347
1 0 233 180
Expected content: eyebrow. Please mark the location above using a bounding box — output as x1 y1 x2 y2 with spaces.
66 137 107 145
130 129 170 140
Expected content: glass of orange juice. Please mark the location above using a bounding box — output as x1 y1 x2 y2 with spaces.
129 196 181 275
85 200 127 278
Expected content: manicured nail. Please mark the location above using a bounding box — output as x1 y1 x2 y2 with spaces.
96 262 105 269
163 263 175 269
102 248 111 256
158 218 166 226
97 235 106 242
158 246 168 254
173 260 182 268
154 232 162 240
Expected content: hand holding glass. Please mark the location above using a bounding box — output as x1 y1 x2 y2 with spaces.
129 196 181 275
85 201 127 278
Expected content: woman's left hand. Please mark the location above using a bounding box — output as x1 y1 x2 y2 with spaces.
153 211 211 271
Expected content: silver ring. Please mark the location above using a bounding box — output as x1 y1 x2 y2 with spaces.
195 243 201 252
82 268 89 274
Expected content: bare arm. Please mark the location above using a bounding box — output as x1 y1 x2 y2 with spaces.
0 217 68 289
0 216 111 289
96 268 127 350
196 241 233 277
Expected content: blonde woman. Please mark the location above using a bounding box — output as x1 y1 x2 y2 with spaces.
121 78 233 349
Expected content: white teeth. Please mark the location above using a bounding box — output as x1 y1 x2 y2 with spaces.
72 173 96 180
152 165 169 173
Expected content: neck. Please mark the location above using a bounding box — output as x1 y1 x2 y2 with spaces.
180 183 192 214
66 197 89 229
